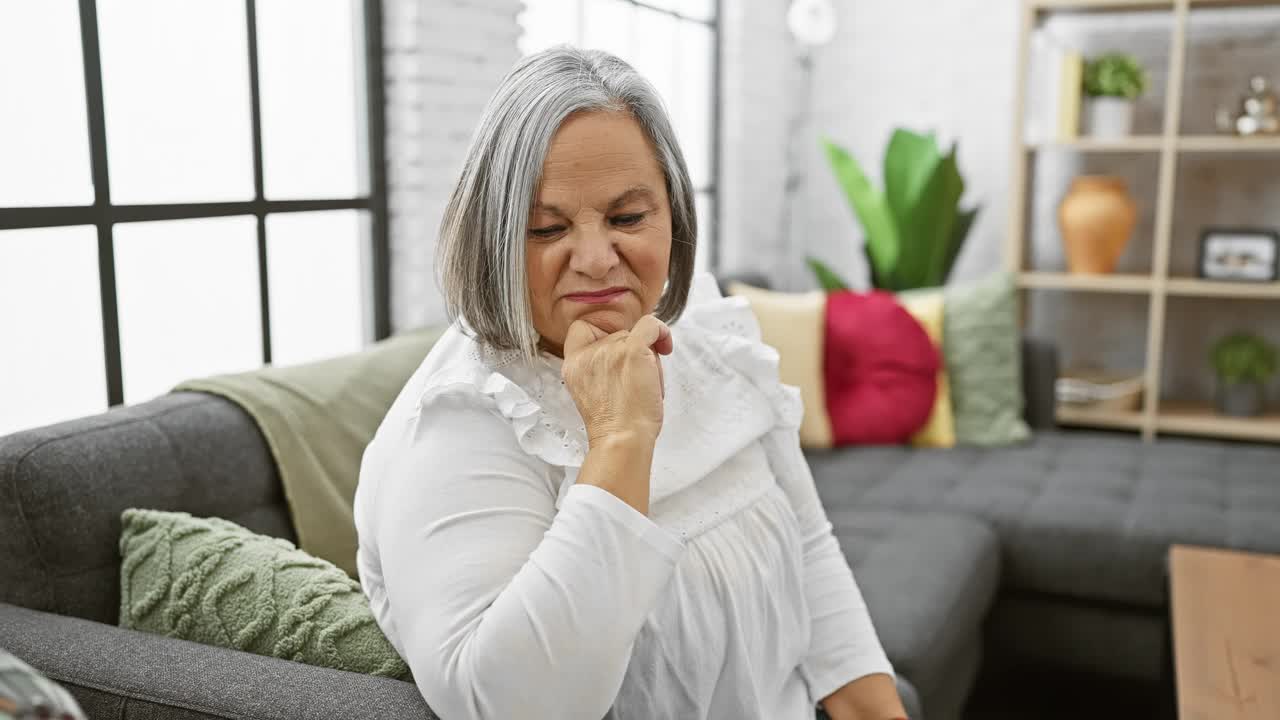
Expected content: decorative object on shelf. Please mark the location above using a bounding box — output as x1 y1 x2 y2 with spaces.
1214 76 1279 136
1057 175 1138 274
1024 31 1084 143
1210 332 1277 417
1197 228 1279 282
808 128 980 291
1056 368 1144 412
1058 49 1084 141
1082 52 1147 139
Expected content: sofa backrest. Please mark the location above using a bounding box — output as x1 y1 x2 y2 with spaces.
0 391 294 625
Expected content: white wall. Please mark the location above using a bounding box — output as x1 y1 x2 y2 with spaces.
383 0 522 332
718 0 797 281
720 0 1280 405
720 0 1019 291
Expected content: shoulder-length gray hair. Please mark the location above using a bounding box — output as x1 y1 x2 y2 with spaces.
436 45 698 359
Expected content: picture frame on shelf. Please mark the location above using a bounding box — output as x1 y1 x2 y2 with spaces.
1197 228 1280 283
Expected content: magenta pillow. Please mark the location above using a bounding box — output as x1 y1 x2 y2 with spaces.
823 290 939 445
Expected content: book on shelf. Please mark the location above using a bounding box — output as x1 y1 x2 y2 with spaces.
1023 30 1083 145
1057 49 1082 141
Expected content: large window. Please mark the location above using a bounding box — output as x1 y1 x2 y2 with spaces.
0 0 389 435
518 0 721 273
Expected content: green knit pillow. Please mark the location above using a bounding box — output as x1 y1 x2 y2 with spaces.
119 509 410 680
942 272 1031 446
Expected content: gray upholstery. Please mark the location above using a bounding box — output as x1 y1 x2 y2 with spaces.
0 391 292 624
984 593 1166 682
806 430 1280 610
831 511 999 720
0 602 435 720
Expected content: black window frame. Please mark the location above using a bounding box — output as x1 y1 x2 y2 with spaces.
0 0 391 408
629 0 723 271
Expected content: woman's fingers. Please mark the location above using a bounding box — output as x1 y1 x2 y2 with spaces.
652 322 673 356
628 315 673 356
563 318 611 358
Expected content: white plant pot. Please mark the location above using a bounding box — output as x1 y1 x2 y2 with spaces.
1086 97 1135 138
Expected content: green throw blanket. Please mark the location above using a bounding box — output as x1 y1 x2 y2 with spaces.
174 327 443 577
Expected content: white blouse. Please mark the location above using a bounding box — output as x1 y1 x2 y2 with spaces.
354 273 893 720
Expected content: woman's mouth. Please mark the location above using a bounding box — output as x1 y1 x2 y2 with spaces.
565 287 628 304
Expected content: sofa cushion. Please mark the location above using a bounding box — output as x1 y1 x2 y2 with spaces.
935 272 1030 446
728 283 834 448
807 430 1280 609
896 291 957 449
824 290 940 445
119 509 409 680
829 510 999 719
0 392 292 625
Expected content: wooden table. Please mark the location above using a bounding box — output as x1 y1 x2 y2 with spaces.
1168 545 1280 720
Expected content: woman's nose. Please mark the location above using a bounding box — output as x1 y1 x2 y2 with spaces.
568 222 619 279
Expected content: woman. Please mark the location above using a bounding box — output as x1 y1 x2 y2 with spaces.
354 46 908 720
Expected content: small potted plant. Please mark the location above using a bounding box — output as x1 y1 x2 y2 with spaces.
1083 52 1147 138
1210 332 1277 417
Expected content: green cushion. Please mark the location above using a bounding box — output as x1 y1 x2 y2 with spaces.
118 509 410 680
941 272 1032 446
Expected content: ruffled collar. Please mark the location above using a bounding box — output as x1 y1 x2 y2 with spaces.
416 273 802 504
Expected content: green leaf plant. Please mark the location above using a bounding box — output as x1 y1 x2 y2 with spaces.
809 129 979 292
1083 52 1147 100
1211 332 1278 385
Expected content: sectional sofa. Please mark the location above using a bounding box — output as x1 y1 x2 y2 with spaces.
3 328 1279 720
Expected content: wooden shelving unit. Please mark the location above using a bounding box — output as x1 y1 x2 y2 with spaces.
1178 134 1280 151
1157 401 1280 441
1009 0 1280 442
1056 404 1147 429
1018 270 1155 293
1029 135 1165 151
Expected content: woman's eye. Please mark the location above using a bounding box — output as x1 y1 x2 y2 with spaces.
613 213 645 227
529 226 564 238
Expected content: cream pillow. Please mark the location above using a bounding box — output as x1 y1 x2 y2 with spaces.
727 283 833 448
896 291 957 448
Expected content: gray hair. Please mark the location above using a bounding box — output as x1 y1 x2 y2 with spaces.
436 45 698 358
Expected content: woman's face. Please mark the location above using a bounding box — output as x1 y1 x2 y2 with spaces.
526 111 672 357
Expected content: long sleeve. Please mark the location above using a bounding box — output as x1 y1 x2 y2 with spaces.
759 426 895 705
368 391 685 720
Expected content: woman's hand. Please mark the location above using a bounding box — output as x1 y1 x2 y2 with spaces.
562 314 674 446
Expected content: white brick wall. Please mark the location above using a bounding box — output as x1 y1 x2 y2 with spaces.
718 0 797 282
382 0 522 332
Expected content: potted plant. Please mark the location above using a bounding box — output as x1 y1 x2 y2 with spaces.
1210 332 1278 417
808 128 979 291
1082 52 1147 138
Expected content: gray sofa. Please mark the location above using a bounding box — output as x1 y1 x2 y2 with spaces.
4 336 1280 720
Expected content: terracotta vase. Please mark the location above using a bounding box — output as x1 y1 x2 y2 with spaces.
1057 176 1138 274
